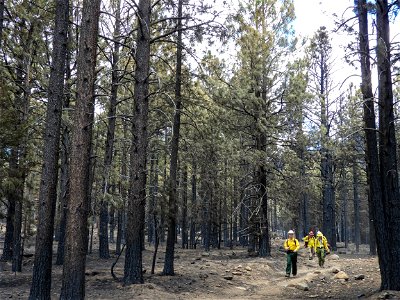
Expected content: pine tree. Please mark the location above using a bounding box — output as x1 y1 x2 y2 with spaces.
29 0 69 298
60 0 101 297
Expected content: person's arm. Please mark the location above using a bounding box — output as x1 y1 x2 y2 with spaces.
284 240 289 250
324 238 330 251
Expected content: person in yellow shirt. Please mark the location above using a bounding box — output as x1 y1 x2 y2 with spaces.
284 230 300 277
302 231 315 260
314 231 330 267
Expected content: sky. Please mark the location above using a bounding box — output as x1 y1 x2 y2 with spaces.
293 0 355 38
293 0 399 94
293 0 360 92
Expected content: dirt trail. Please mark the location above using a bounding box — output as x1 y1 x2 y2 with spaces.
1 239 399 299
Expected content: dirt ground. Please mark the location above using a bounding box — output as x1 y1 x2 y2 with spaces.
1 238 400 300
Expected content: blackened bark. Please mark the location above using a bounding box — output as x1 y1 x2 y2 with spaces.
355 0 386 282
258 134 270 257
29 0 69 298
11 20 34 274
12 175 23 273
60 0 101 298
99 0 121 259
163 0 183 275
2 200 14 261
0 0 4 49
148 154 156 244
123 0 151 285
116 120 129 255
316 30 336 250
56 16 73 264
181 165 188 249
233 177 238 244
189 162 197 249
223 162 229 247
368 191 377 255
352 161 360 253
376 0 400 290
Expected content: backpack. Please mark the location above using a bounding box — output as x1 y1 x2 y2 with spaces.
285 238 298 247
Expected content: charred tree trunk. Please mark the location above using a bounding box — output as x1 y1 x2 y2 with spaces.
0 0 4 49
233 176 238 244
258 134 270 257
375 0 400 290
10 19 35 274
189 162 197 249
181 165 188 249
123 0 151 285
163 0 183 275
55 14 73 264
355 0 386 282
29 0 69 297
116 120 129 255
99 0 121 259
60 0 101 298
352 161 361 253
2 200 15 261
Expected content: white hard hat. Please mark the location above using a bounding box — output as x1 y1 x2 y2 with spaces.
288 230 294 234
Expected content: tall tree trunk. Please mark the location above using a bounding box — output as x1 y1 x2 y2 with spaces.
56 15 73 264
116 119 129 255
11 19 35 273
339 171 349 248
223 161 229 247
189 162 197 249
99 0 121 259
352 161 360 253
147 153 156 244
319 47 336 250
123 0 151 285
181 165 188 249
163 0 183 275
1 200 14 261
29 0 69 297
12 176 23 273
60 0 101 297
0 0 4 49
355 0 386 284
368 191 377 255
258 134 270 257
376 0 400 290
233 176 238 244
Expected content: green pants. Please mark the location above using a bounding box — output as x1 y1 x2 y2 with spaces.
286 252 297 276
316 248 325 267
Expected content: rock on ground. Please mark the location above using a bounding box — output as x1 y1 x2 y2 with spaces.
334 271 349 280
329 254 340 260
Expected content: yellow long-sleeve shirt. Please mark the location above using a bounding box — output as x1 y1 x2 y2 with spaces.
302 236 315 248
314 236 329 251
284 238 300 252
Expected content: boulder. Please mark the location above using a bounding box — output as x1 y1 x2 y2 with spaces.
201 252 210 257
334 271 349 280
245 266 252 271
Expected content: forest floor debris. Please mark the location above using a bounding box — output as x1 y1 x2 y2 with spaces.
0 239 397 299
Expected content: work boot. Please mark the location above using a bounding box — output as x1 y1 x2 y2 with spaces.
285 274 290 278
